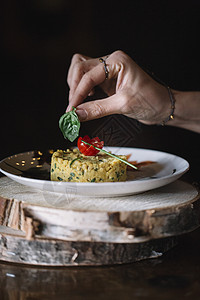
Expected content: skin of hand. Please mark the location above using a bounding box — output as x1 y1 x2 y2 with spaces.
67 50 200 133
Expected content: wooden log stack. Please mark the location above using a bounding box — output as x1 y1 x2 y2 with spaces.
0 177 200 266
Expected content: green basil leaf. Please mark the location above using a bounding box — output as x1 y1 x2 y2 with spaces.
59 107 80 142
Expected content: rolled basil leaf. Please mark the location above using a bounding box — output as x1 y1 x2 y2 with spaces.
59 107 80 142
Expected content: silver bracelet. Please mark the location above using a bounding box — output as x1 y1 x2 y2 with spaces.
160 86 176 126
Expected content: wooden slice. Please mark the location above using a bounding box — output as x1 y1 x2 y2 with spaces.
0 177 199 243
0 228 177 266
0 177 199 265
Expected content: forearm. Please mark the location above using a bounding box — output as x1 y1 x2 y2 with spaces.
168 90 200 133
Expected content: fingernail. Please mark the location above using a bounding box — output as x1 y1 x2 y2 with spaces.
76 108 87 121
66 105 71 112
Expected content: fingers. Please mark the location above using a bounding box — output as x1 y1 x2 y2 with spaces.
68 65 85 103
66 50 129 113
67 63 107 111
65 50 167 125
67 54 92 103
75 92 126 121
67 53 90 87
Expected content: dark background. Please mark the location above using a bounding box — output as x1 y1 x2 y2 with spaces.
1 0 200 182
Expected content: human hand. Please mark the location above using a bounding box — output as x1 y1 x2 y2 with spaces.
66 50 172 125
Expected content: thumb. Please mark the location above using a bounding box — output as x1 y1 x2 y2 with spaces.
75 94 125 121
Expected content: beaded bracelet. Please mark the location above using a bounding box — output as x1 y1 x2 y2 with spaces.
160 86 176 126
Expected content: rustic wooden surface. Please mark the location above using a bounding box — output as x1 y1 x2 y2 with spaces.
0 177 200 266
0 230 177 266
1 228 200 300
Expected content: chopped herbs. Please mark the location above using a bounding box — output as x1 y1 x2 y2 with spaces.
115 171 120 178
70 157 83 167
57 176 63 181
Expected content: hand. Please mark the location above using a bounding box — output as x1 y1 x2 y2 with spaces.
66 50 173 124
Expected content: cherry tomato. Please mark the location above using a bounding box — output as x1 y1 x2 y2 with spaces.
77 135 104 156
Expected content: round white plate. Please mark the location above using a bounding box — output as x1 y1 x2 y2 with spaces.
0 148 189 197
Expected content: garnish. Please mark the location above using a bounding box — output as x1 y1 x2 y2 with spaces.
70 157 83 167
78 135 104 156
58 108 138 170
81 140 138 170
59 106 80 142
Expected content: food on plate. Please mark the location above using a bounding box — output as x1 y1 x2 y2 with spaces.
50 148 128 182
57 107 138 183
77 135 104 156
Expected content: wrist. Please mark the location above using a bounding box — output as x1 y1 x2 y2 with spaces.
159 87 175 126
167 90 200 133
136 78 174 125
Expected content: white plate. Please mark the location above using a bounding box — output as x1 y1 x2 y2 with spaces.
0 148 189 197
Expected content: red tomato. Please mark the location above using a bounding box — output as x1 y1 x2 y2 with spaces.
77 135 104 156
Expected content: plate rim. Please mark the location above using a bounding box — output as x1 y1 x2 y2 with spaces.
0 147 190 187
